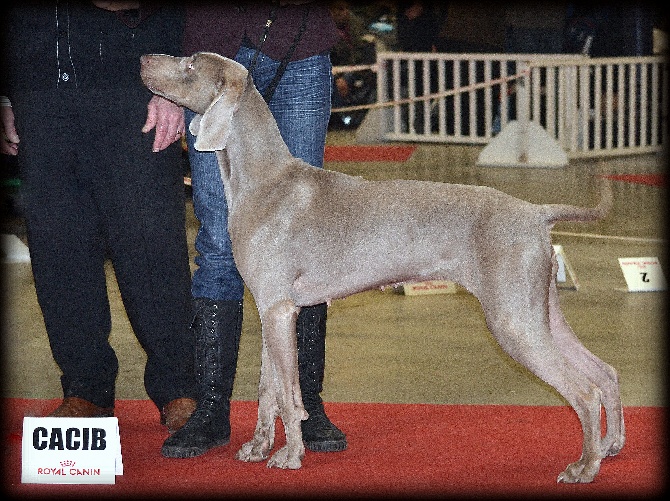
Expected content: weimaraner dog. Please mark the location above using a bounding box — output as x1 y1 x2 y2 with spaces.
140 52 624 483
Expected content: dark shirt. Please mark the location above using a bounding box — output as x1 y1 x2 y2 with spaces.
2 2 184 96
183 3 340 61
396 2 441 53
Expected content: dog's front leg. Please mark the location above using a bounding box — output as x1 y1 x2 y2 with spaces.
236 335 278 463
236 300 306 468
262 300 307 469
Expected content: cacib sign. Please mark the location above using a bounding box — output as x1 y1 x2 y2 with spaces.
22 417 123 484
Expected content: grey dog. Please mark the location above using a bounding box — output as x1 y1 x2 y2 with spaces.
140 52 624 483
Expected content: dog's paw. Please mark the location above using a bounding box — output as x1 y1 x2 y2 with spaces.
267 445 303 470
557 458 601 483
236 439 271 463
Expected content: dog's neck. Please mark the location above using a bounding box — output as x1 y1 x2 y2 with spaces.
219 81 295 206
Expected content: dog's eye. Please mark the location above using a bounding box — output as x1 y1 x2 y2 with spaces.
187 62 194 71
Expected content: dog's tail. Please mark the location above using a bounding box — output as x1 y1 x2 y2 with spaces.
543 177 613 225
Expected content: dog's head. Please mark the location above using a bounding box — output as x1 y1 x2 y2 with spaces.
140 52 248 151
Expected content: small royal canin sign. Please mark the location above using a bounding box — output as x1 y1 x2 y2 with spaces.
22 417 122 484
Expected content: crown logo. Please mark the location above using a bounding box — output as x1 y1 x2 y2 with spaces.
60 460 75 467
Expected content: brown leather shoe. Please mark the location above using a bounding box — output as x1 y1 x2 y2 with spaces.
160 398 197 434
49 397 114 418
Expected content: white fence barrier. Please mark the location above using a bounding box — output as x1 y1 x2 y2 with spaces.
369 52 667 159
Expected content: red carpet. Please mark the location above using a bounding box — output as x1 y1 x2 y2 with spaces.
2 399 666 499
324 145 416 162
602 173 666 187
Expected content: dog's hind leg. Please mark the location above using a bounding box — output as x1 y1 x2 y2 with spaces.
547 265 625 458
482 298 605 483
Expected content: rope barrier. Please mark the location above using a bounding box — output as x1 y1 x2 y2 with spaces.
332 64 379 75
331 66 530 114
331 55 590 114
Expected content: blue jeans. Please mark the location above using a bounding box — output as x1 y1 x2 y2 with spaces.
187 47 332 300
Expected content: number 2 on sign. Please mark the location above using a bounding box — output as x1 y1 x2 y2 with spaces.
618 257 667 292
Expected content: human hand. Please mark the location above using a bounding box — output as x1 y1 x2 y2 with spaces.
142 95 185 153
335 76 350 98
1 104 19 156
91 1 140 11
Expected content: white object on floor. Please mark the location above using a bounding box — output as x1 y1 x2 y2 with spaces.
1 233 31 263
553 244 579 290
618 257 667 292
403 280 457 295
477 120 568 168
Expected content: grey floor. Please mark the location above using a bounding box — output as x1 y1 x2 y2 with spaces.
1 130 667 409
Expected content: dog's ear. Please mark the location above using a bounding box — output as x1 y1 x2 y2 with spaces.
191 68 248 152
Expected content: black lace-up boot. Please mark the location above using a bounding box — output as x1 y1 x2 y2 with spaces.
297 303 347 452
161 298 243 458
